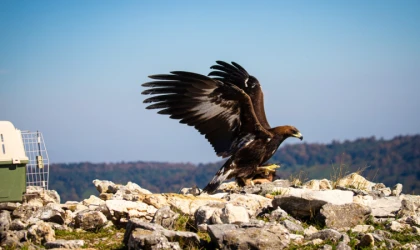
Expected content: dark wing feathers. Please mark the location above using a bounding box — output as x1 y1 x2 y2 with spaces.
209 61 270 129
142 71 269 157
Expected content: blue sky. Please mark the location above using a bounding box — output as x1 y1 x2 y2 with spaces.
1 1 419 164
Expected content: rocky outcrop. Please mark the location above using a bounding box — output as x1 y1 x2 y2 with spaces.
1 173 420 249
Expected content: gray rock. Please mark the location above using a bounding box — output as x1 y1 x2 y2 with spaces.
92 179 118 194
262 207 289 222
352 224 374 233
208 223 290 249
124 219 199 247
9 219 26 231
194 203 225 226
317 203 371 229
240 219 266 228
218 203 249 224
226 193 272 218
272 188 353 218
0 231 23 248
387 220 411 232
369 196 402 217
207 224 239 248
152 206 180 229
320 244 333 250
280 219 304 233
0 202 21 211
340 233 350 244
385 238 401 249
44 239 84 249
336 241 352 250
74 210 108 230
25 186 60 205
392 183 403 196
0 211 11 233
27 220 55 244
304 225 318 236
12 204 40 221
398 195 420 217
128 228 180 250
35 203 66 224
304 229 342 242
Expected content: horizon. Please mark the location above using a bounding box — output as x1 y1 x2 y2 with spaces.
1 1 419 164
48 133 418 165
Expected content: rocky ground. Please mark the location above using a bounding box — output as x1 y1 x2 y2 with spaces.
0 173 420 249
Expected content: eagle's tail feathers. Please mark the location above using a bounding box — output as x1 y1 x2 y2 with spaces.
202 161 234 194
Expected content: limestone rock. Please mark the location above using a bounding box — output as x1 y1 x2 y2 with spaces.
74 210 108 230
352 224 374 233
208 223 289 249
82 195 105 207
12 204 40 222
0 202 21 211
226 193 272 218
272 188 354 218
27 220 55 244
128 228 181 250
317 203 371 229
366 196 402 217
9 219 26 231
0 211 11 233
336 173 375 191
44 239 84 249
261 207 289 222
387 221 411 232
105 199 156 223
304 225 318 236
26 186 60 205
280 219 304 233
207 224 238 248
214 203 249 225
0 230 24 248
392 183 403 196
194 203 225 226
398 195 420 217
35 203 66 224
151 206 179 230
304 229 342 242
112 182 152 201
124 219 199 248
143 194 169 209
336 241 352 250
165 193 225 216
92 179 118 194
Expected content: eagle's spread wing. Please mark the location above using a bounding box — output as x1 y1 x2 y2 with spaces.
208 61 271 129
142 71 271 158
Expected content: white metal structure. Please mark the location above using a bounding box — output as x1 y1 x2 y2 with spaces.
21 130 50 189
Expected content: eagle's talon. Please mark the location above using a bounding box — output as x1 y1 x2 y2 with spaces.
257 164 280 176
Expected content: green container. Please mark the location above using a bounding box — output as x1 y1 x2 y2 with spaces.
0 121 29 202
0 160 28 202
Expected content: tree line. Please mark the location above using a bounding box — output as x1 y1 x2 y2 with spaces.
49 134 420 202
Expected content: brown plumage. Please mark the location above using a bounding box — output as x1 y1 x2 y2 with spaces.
142 61 303 193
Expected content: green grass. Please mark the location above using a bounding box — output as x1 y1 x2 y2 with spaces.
55 226 126 250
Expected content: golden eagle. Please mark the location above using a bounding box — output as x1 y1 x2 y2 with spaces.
142 61 303 193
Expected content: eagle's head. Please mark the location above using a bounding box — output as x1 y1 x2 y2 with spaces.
273 125 303 141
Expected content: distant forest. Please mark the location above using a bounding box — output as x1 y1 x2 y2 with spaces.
49 135 420 202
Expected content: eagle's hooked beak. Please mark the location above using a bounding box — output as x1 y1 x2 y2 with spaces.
293 132 303 141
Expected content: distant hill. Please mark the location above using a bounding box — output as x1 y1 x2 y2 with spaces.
50 135 420 202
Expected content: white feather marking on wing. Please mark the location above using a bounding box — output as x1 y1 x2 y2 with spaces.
211 169 233 185
244 77 249 87
190 96 238 127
